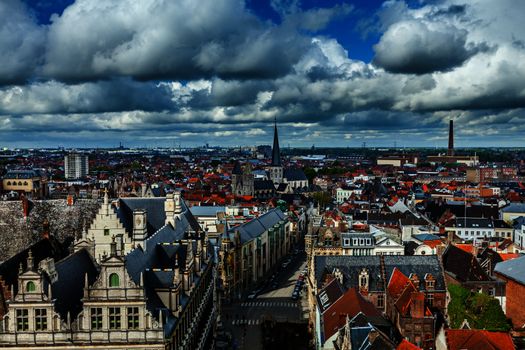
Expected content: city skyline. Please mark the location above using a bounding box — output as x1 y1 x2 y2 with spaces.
0 0 524 147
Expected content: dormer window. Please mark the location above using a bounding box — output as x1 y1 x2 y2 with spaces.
26 281 36 292
109 273 120 287
359 268 369 291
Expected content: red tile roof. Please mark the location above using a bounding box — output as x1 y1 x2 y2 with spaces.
322 287 381 342
499 253 520 261
455 243 475 255
397 339 421 350
446 329 515 350
387 267 413 299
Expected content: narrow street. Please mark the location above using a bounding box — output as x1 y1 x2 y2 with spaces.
220 250 310 350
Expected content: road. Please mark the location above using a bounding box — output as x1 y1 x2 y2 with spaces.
221 251 309 350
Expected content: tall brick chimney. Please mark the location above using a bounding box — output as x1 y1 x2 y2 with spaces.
447 120 454 156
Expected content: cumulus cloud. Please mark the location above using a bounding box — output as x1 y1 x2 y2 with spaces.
373 19 483 74
41 0 310 82
0 0 45 84
0 79 174 115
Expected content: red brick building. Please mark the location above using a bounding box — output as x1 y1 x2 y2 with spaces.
386 268 438 349
494 255 525 333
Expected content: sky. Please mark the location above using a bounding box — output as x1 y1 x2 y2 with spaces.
0 0 524 148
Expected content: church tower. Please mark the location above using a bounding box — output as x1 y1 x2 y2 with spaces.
268 118 283 185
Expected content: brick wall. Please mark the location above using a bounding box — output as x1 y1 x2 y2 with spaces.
495 273 525 329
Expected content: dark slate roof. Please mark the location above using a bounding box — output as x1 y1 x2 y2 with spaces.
117 197 167 236
284 168 307 181
45 249 99 320
412 233 441 242
314 256 383 291
117 198 201 238
254 179 275 190
493 219 512 229
501 203 525 213
316 278 344 313
3 170 39 179
232 162 242 175
494 255 525 284
231 209 286 244
383 255 446 291
453 217 493 228
0 236 69 292
423 201 499 222
513 216 525 229
190 206 226 217
276 183 288 192
126 225 186 284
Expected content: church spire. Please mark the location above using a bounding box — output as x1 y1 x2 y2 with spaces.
271 117 281 166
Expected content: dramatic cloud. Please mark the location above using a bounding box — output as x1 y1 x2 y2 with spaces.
42 0 310 81
373 20 480 74
0 0 525 147
0 0 45 84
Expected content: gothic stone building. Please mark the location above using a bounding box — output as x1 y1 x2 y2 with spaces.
0 194 217 349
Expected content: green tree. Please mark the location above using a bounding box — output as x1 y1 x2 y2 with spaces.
448 284 511 331
303 167 317 182
312 191 332 209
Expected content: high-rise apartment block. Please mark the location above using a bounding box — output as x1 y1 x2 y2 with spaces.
64 153 89 179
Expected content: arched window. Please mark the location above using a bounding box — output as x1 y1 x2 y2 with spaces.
26 281 36 292
109 273 120 287
6 181 11 186
23 181 28 186
18 181 22 186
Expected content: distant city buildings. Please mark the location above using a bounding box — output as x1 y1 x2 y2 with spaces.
64 153 89 179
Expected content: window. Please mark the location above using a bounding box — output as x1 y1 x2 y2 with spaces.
104 228 110 236
26 281 36 292
109 307 121 329
109 273 120 287
6 181 10 186
91 308 103 330
359 275 368 288
35 309 47 331
127 307 140 329
426 280 434 290
377 294 384 308
425 293 434 307
16 309 29 331
488 288 495 297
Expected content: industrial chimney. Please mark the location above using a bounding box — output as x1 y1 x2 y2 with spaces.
447 120 454 156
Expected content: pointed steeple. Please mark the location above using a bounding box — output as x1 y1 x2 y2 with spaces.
271 117 281 166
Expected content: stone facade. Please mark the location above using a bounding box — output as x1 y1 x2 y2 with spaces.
0 194 217 349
